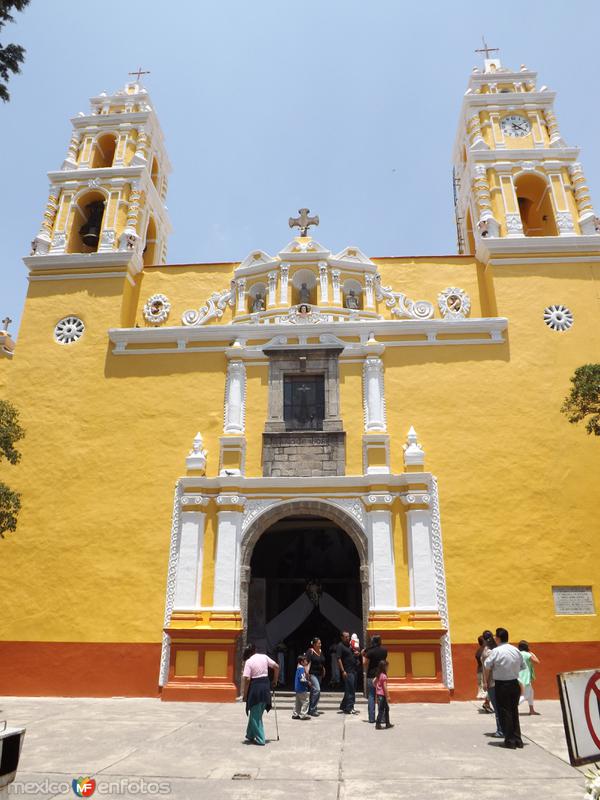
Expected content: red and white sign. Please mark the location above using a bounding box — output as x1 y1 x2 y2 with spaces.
558 668 600 766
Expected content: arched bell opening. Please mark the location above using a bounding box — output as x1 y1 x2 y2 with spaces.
90 134 117 169
515 173 558 236
66 190 106 253
151 156 160 190
143 216 157 266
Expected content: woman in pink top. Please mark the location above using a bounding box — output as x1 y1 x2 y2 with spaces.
241 643 279 745
373 659 394 730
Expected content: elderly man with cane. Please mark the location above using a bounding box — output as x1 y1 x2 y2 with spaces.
241 643 280 746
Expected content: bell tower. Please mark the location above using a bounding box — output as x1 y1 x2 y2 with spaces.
453 53 600 260
26 78 171 276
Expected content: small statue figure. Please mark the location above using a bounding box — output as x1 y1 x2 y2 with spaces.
185 431 208 474
345 289 359 309
252 292 265 312
299 282 311 303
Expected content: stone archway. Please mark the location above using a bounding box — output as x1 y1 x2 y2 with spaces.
239 499 370 654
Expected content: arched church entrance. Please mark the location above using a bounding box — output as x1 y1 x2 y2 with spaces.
240 501 369 689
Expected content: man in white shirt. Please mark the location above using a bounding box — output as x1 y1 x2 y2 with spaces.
484 627 526 749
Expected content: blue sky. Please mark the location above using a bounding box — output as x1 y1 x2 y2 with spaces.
3 0 600 334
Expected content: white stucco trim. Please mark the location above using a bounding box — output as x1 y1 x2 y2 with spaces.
172 511 206 611
158 481 183 687
366 509 398 610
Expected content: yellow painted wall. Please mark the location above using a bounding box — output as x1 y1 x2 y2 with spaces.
2 253 599 651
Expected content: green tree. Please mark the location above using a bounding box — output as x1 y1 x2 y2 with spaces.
0 0 30 103
0 398 24 537
561 364 600 436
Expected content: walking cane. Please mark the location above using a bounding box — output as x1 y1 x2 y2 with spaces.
271 690 280 741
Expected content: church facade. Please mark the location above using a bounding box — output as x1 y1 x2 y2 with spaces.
1 57 598 702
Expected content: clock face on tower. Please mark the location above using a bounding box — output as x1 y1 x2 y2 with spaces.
501 114 531 137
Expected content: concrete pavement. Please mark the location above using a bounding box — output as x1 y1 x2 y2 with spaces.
0 696 586 799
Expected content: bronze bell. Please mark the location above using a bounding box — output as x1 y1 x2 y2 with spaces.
79 200 105 248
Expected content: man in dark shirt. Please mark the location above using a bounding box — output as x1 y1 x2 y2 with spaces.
336 631 359 714
362 635 388 723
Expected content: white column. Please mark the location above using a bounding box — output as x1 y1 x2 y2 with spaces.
406 509 437 609
318 261 329 303
267 270 277 306
213 507 244 608
224 359 246 433
173 511 206 610
331 269 341 304
236 278 246 314
364 274 375 309
367 509 397 610
280 263 289 305
363 356 386 431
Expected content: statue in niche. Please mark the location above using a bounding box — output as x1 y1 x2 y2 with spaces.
252 292 265 312
345 289 359 309
299 282 311 303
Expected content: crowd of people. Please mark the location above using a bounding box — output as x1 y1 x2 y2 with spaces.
241 625 540 748
475 627 541 749
241 630 394 745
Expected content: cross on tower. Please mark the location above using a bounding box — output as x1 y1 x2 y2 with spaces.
288 208 319 237
2 316 12 332
128 67 151 82
475 36 500 60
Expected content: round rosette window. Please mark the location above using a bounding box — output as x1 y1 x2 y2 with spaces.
543 304 573 332
143 293 171 325
54 316 85 345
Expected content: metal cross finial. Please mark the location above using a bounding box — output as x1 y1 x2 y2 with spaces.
2 316 12 332
288 208 319 237
128 67 151 82
475 36 500 60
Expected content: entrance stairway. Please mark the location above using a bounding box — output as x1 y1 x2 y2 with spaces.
271 690 368 711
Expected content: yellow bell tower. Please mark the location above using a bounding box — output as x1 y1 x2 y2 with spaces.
26 79 171 280
453 53 600 260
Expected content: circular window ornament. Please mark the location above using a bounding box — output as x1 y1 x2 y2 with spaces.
543 304 573 332
143 293 171 325
438 287 471 319
54 316 85 345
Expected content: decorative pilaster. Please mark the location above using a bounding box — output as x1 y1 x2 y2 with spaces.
119 182 142 250
224 359 246 434
267 271 277 307
62 131 81 170
235 278 246 314
131 125 148 165
468 112 487 150
472 165 499 237
159 481 184 687
31 187 60 255
331 269 341 305
569 162 599 234
544 108 564 146
363 356 386 432
173 505 208 610
431 477 454 690
405 506 437 609
364 274 375 309
213 495 246 608
318 261 329 303
279 264 289 305
363 494 397 610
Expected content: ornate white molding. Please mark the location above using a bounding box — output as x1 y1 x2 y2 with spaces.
279 263 289 304
54 316 85 345
182 284 235 326
430 477 453 689
543 304 573 332
505 212 524 236
318 261 329 303
437 287 471 320
363 356 386 432
267 271 277 305
241 499 279 534
403 426 425 468
556 211 576 235
159 481 183 687
329 497 366 530
364 274 375 309
331 269 341 305
185 432 208 473
375 276 434 320
224 359 246 433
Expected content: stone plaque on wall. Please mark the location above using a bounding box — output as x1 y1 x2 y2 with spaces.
552 586 595 615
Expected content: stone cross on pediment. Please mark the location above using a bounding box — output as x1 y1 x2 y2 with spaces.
289 208 319 237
